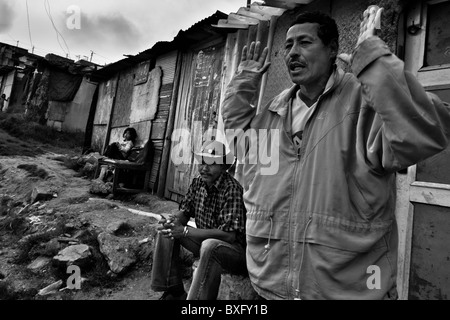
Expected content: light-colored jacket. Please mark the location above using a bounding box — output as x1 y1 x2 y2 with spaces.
222 36 450 300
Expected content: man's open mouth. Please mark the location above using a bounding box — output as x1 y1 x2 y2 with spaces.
290 61 306 71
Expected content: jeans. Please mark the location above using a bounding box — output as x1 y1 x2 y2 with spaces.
151 231 247 300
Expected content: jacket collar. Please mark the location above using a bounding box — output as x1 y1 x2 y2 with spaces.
268 66 345 117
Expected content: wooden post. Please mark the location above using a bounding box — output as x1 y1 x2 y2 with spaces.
157 52 183 198
102 72 121 153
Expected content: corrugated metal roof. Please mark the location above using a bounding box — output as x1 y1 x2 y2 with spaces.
212 3 285 29
264 0 315 9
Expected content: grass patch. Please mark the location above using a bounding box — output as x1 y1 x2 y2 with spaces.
0 112 84 152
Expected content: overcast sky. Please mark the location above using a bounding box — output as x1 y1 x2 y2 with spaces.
0 0 247 65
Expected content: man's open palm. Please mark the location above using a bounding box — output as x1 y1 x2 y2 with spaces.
238 41 271 74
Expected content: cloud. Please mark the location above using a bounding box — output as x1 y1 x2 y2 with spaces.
64 11 143 51
0 0 16 32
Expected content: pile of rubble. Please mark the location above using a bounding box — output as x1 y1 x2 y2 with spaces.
0 187 161 300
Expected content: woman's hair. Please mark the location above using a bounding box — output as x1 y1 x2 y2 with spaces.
123 127 137 143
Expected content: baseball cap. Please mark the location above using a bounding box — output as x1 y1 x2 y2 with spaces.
194 140 235 167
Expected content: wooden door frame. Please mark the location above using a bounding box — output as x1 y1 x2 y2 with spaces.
397 0 450 300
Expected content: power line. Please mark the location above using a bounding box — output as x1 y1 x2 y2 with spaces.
2 34 110 65
43 0 71 57
25 0 34 52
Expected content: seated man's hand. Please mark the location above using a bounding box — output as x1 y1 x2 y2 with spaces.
158 214 184 240
160 225 185 240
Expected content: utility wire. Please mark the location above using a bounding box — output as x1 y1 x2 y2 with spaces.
92 51 112 62
43 0 71 57
25 0 34 52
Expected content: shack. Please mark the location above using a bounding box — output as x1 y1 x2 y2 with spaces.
89 11 229 197
0 42 41 113
208 0 450 301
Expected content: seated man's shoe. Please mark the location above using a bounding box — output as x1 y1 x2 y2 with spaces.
159 290 187 300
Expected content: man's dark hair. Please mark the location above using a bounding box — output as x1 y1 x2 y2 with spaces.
290 11 339 49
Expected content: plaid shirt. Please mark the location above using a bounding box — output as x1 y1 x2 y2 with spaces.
180 172 246 247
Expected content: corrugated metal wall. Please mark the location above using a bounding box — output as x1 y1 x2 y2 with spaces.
91 77 117 151
150 51 178 192
165 42 228 202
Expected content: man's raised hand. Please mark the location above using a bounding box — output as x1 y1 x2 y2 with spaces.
238 41 271 74
338 5 383 65
356 5 383 47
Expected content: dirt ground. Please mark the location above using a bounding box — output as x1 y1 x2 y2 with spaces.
0 127 181 300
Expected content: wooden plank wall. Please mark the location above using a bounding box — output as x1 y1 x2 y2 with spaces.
165 42 227 203
150 51 178 192
91 77 117 151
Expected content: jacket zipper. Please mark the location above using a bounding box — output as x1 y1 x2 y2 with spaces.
295 215 313 300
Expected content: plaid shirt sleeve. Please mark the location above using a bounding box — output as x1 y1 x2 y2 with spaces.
217 184 246 233
179 177 199 219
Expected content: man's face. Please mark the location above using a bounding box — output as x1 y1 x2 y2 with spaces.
198 163 225 187
284 23 335 87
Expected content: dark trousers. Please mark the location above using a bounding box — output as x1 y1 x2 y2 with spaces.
104 143 126 160
151 232 247 300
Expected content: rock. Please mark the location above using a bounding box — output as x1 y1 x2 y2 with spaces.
64 223 76 231
89 180 113 195
52 244 92 268
27 257 51 272
42 238 62 257
30 187 55 204
106 220 131 235
37 280 63 296
189 259 258 300
218 274 258 300
72 229 94 243
97 232 140 275
106 194 114 200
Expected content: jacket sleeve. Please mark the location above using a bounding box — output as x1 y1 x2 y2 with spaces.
221 70 261 132
352 36 450 173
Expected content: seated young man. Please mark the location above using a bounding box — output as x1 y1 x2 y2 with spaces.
150 140 247 300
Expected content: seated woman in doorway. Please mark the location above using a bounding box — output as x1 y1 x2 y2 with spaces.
103 127 138 160
97 127 137 181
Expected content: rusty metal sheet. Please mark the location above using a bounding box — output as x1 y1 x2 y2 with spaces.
91 125 108 152
112 68 134 128
130 66 162 123
409 203 450 300
94 78 117 125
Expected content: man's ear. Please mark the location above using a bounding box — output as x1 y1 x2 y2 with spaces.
329 39 339 60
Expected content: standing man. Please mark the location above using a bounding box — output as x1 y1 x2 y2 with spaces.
222 7 450 300
151 140 247 300
1 94 9 112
